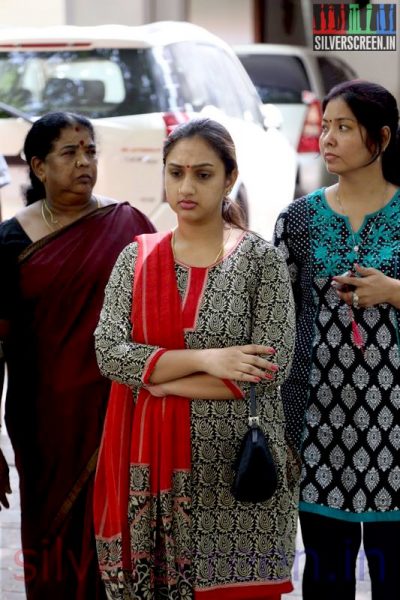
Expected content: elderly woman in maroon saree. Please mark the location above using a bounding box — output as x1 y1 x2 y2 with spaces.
0 112 155 600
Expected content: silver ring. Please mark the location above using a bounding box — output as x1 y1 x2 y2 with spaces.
352 291 360 309
76 160 81 167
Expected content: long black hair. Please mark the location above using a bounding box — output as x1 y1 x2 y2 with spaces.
23 111 95 205
322 80 400 185
163 118 246 229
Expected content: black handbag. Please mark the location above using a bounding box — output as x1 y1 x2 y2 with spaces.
231 383 278 503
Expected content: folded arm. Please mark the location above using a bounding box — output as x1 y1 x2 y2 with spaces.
95 244 278 393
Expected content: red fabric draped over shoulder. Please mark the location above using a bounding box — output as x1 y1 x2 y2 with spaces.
94 232 191 587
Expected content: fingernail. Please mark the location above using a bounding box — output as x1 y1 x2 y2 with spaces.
265 373 274 380
270 365 279 372
267 347 276 354
253 377 261 383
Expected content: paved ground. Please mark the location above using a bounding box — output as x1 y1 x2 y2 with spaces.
0 194 371 598
0 430 25 599
0 427 372 599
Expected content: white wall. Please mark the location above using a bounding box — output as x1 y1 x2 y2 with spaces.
0 0 65 26
65 0 146 25
189 0 254 44
65 0 187 26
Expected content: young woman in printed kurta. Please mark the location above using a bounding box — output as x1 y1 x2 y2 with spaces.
274 81 400 600
94 119 298 599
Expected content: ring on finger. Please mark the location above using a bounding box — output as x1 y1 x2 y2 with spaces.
352 291 360 309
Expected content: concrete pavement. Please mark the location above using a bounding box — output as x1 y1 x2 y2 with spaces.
0 195 371 599
0 430 25 599
0 427 372 600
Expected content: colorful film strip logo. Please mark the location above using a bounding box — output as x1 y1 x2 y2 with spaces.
313 3 396 50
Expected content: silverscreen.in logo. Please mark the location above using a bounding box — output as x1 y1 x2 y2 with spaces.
313 3 396 51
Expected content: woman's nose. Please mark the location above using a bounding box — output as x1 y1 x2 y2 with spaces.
78 152 91 165
323 128 336 146
179 174 195 194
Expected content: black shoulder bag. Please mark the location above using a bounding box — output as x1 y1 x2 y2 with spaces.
231 383 278 503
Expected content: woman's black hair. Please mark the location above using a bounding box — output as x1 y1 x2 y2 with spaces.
322 80 400 185
23 111 95 205
163 118 247 229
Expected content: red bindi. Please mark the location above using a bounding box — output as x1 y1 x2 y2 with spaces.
75 127 80 132
185 165 192 169
79 140 85 146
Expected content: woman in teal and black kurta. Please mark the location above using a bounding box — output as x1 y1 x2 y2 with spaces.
274 80 400 600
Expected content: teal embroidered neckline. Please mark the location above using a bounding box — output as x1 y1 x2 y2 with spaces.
309 188 400 277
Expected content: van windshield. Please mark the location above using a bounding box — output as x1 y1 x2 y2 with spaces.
237 54 311 104
0 48 179 118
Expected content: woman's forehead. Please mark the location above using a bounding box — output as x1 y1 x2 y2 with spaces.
54 126 94 146
167 136 220 164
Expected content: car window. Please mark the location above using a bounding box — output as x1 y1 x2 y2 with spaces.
237 53 311 104
316 57 357 95
0 45 264 127
166 42 264 126
0 48 167 118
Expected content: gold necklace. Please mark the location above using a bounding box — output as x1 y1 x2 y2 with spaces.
172 226 233 264
41 199 60 230
41 196 100 231
335 186 387 256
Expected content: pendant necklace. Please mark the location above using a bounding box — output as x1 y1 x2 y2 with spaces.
41 196 100 231
172 226 233 265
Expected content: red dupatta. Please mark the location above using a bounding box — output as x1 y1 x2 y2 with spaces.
94 231 192 596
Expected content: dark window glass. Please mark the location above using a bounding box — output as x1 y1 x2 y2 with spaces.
0 45 265 127
0 48 168 118
317 57 357 95
237 54 311 103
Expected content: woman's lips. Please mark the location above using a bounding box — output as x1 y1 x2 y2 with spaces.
76 174 92 183
179 200 197 209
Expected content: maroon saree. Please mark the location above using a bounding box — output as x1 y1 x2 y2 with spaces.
3 203 155 600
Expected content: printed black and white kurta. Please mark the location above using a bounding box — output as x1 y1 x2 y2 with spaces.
274 188 400 522
95 231 299 596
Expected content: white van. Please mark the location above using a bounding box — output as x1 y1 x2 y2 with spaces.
235 44 357 196
0 22 296 239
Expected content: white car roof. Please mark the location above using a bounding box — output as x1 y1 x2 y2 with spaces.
234 43 316 58
0 21 232 51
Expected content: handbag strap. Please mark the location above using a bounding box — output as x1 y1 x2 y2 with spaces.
248 383 261 442
248 383 259 427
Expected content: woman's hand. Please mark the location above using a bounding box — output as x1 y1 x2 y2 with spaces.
143 383 167 397
332 264 400 308
0 449 11 510
200 344 278 383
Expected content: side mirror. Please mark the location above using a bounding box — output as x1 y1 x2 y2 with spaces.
262 103 283 129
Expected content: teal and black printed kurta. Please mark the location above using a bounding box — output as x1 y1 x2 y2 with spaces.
274 188 400 522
